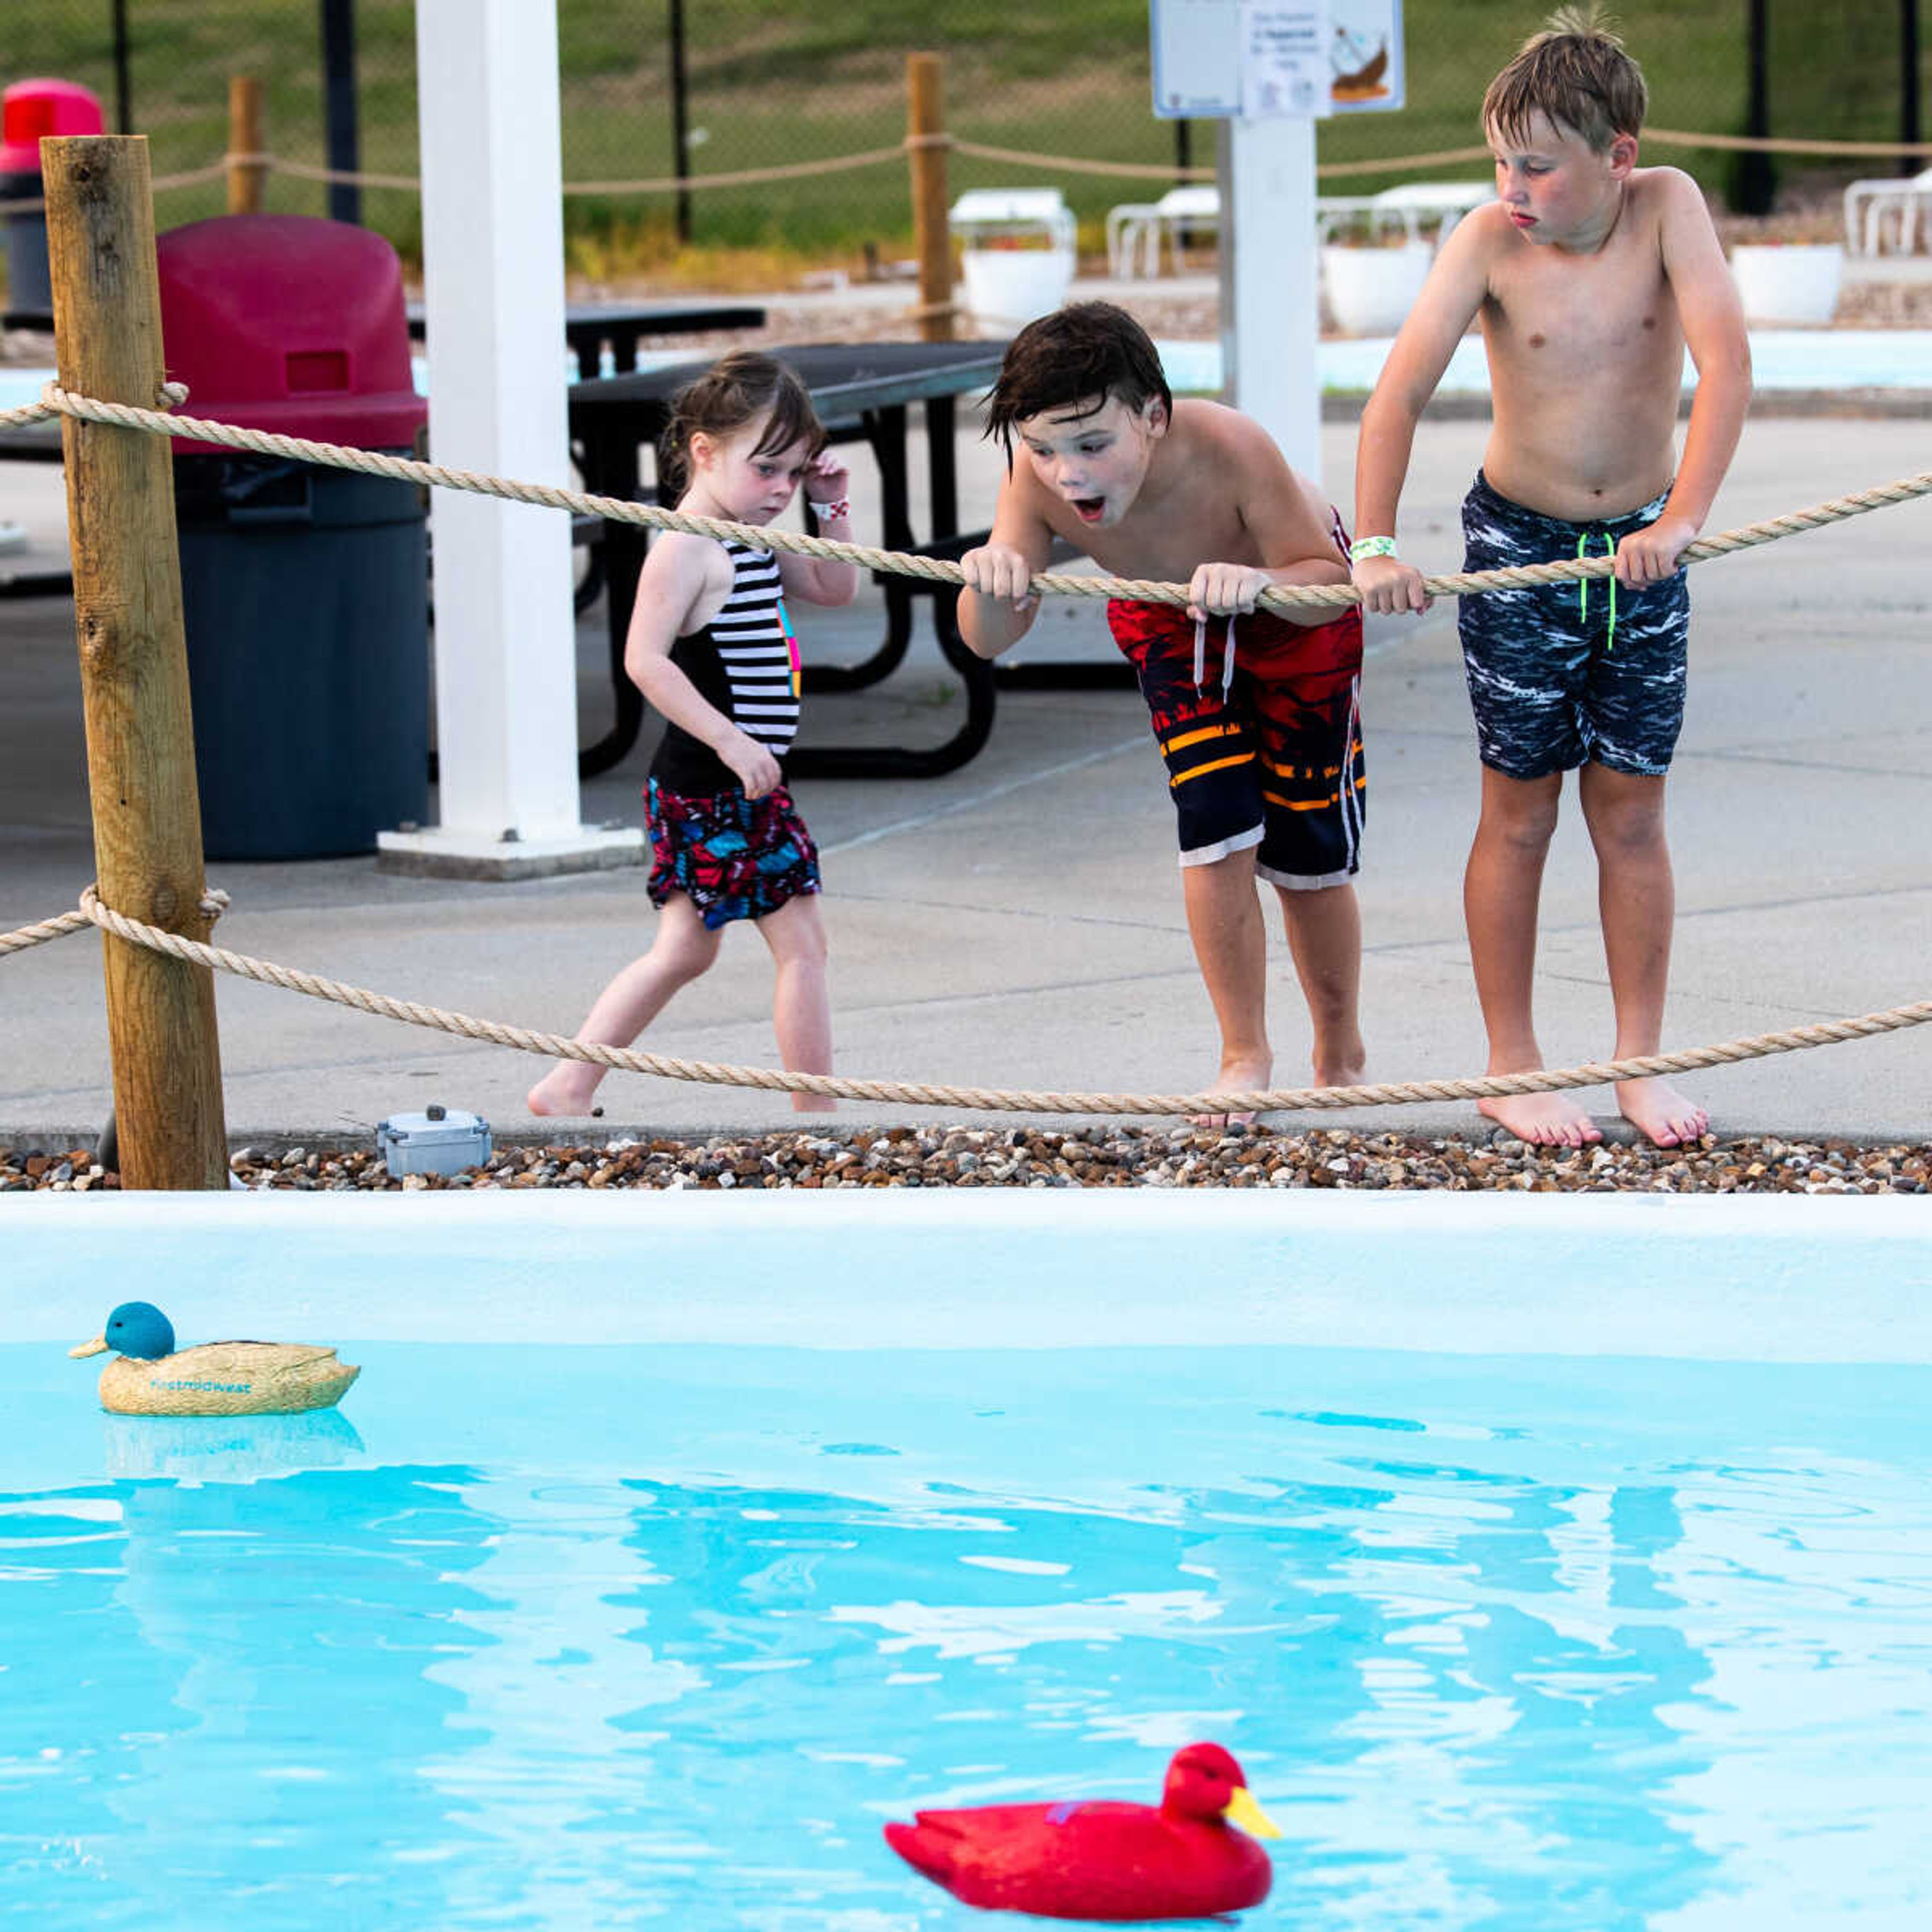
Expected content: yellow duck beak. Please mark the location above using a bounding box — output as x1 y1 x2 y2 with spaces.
69 1336 108 1358
1223 1785 1283 1840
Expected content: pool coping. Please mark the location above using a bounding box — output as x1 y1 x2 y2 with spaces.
12 1189 1929 1365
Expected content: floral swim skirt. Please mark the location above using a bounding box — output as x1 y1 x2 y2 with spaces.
645 778 821 929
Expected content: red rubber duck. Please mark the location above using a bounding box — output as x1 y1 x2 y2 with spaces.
882 1740 1281 1921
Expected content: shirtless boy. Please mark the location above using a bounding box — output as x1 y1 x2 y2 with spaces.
959 302 1366 1114
1353 8 1750 1148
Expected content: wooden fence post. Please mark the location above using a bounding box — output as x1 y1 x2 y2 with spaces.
44 135 229 1191
226 76 268 215
907 53 952 342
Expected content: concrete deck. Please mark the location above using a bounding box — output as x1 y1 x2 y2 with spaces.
3 376 1929 1149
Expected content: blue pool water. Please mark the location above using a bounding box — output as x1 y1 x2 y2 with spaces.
6 1191 1929 1928
6 1313 1931 1928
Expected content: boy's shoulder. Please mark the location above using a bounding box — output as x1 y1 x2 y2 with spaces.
1166 396 1282 469
1627 163 1713 224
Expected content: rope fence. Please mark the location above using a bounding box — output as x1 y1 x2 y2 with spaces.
3 889 1927 1119
7 123 1932 216
8 381 1932 622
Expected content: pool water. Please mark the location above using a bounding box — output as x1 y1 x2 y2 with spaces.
6 1339 1928 1930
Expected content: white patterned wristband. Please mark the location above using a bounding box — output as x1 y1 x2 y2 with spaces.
1348 534 1399 564
810 497 850 524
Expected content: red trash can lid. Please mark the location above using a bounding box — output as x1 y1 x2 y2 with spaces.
156 213 428 455
1 80 105 176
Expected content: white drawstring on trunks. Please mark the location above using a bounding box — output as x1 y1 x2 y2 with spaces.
1191 613 1239 699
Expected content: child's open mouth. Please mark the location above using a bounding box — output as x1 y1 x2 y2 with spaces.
1071 496 1106 523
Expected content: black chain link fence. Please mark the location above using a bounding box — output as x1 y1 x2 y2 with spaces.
4 1 1927 288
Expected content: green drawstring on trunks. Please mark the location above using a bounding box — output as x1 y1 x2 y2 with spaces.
1576 531 1618 652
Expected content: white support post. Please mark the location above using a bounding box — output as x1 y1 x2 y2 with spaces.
1216 114 1323 484
378 0 640 879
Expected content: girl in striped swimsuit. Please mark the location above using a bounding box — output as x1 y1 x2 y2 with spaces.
528 353 858 1118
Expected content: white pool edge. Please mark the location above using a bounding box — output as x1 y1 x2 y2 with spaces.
10 1190 1929 1364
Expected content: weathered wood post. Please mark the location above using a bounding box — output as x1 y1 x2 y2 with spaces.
907 53 953 343
226 76 268 214
44 135 229 1190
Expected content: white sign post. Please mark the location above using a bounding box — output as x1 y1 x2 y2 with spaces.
1150 2 1406 485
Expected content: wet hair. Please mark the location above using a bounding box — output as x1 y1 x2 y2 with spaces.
982 302 1172 462
657 349 826 502
1483 7 1648 152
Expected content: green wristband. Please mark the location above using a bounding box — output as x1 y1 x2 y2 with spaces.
1348 535 1399 564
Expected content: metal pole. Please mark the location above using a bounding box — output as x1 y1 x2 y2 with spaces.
1739 0 1774 216
1904 0 1923 162
111 0 134 134
670 0 692 245
320 0 363 225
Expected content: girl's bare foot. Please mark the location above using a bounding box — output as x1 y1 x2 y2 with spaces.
1617 1077 1708 1148
1477 1090 1603 1148
527 1065 604 1118
1191 1055 1272 1129
790 1092 837 1114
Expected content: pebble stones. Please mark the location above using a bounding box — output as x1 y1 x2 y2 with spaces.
5 1128 1926 1194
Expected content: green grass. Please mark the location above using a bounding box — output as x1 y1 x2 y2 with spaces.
5 0 1923 281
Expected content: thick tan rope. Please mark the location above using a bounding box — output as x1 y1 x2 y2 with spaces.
8 123 1920 219
11 384 1932 618
3 888 1924 1118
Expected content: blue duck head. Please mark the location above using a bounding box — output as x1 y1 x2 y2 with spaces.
70 1302 177 1361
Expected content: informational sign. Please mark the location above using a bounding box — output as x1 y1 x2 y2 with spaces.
1150 0 1404 118
1241 6 1328 121
1328 1 1404 115
1150 0 1245 118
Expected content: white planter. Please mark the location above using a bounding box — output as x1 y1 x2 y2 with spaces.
1729 243 1843 325
960 245 1075 330
1321 241 1433 336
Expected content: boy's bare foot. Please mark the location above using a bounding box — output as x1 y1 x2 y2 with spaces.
1191 1054 1272 1129
527 1066 603 1118
1616 1077 1708 1149
1477 1091 1603 1148
1312 1040 1367 1091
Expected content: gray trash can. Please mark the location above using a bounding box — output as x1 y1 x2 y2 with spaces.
173 455 430 859
157 212 430 859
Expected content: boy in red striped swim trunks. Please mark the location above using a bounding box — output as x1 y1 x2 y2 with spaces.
958 302 1366 1119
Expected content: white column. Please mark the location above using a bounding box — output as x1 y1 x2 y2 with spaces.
379 0 639 879
1216 114 1322 484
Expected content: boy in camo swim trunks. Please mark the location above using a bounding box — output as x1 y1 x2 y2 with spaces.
1353 9 1751 1148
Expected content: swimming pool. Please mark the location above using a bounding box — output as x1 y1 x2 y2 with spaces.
6 1194 1930 1929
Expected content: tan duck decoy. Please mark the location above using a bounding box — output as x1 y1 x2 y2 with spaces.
70 1301 360 1417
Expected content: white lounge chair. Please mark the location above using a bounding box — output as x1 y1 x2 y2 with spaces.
1372 180 1493 244
1105 185 1220 278
1315 195 1421 246
1843 166 1932 257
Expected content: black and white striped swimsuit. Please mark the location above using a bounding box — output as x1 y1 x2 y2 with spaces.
650 538 802 793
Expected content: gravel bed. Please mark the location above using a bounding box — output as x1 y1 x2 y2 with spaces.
5 1126 1926 1194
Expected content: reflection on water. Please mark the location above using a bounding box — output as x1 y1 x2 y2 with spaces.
2 1345 1928 1930
101 1409 365 1483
